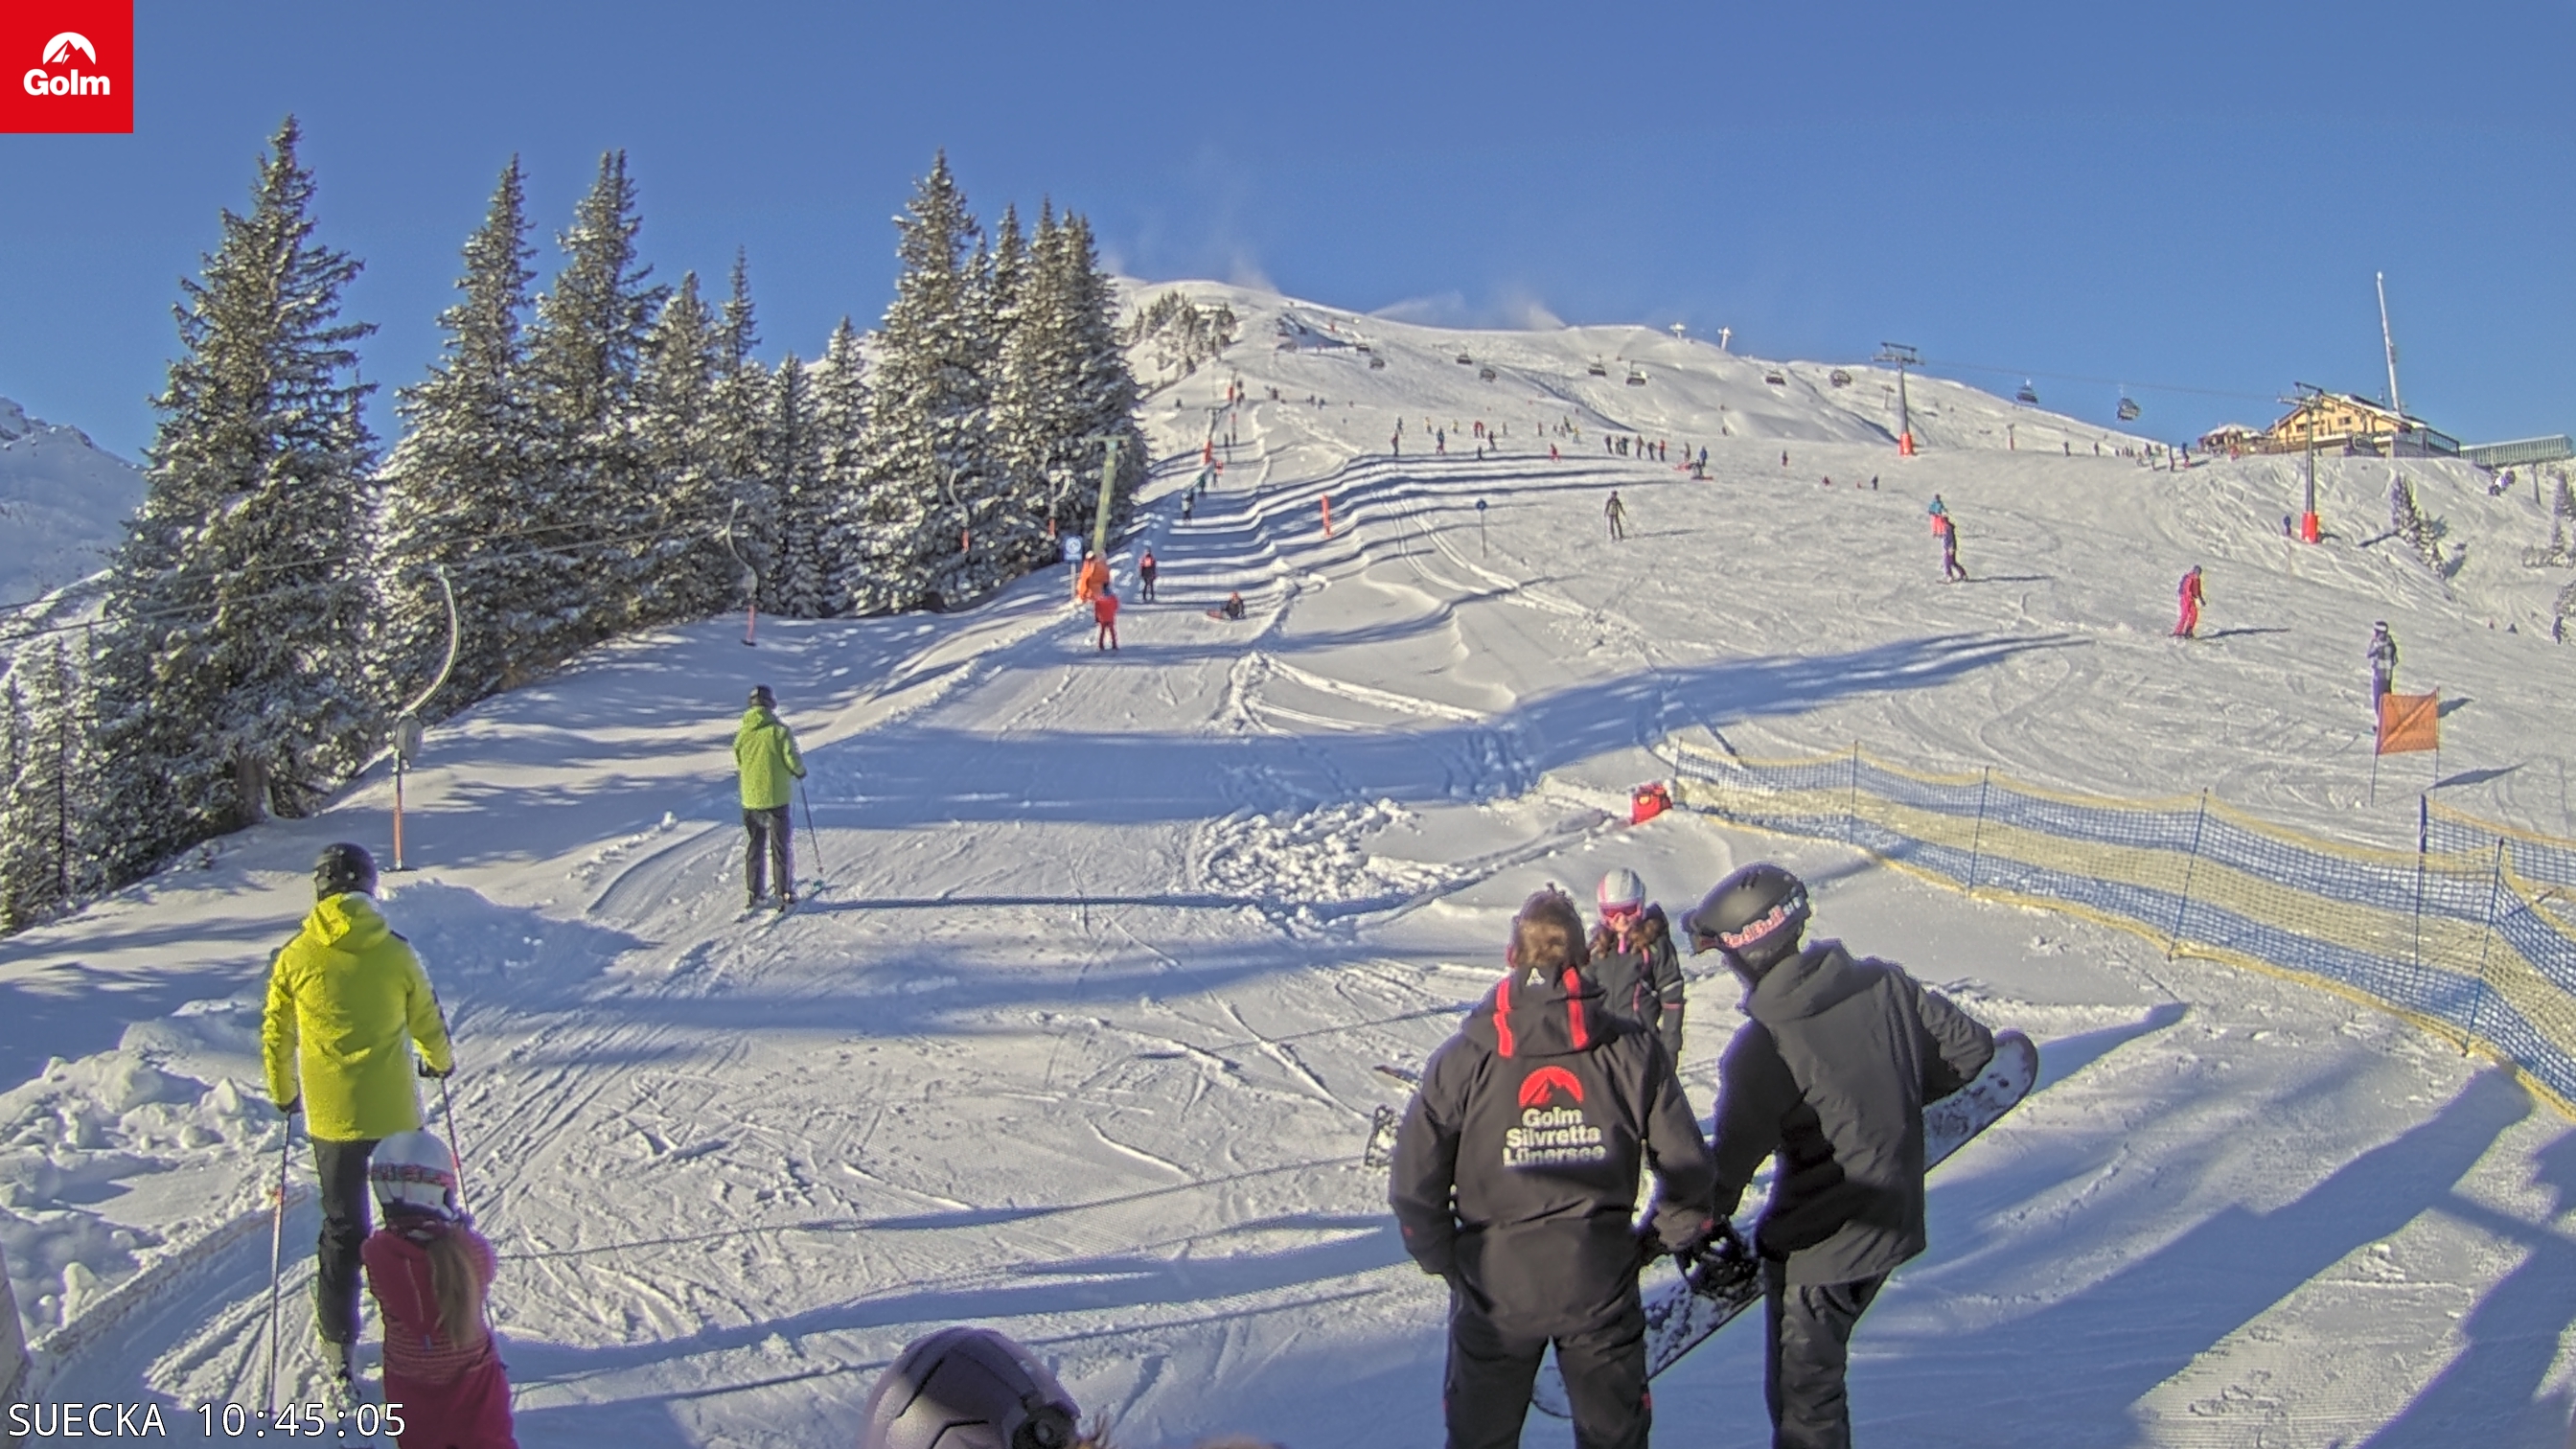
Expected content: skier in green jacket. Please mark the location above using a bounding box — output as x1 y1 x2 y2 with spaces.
262 842 455 1382
735 684 807 910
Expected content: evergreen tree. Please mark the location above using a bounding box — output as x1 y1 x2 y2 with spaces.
810 317 870 616
92 116 380 869
523 150 664 653
377 156 540 713
843 151 994 613
769 356 839 618
2389 473 2450 574
996 206 1145 556
628 271 736 626
712 252 782 610
1 642 92 930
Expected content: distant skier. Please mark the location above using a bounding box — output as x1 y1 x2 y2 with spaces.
1390 889 1718 1449
1606 490 1628 541
2368 621 2398 701
1438 427 1447 455
262 843 456 1385
363 1131 517 1448
1681 863 1996 1449
1219 591 1246 621
735 685 807 909
1926 494 1948 535
1138 549 1159 603
2174 565 2205 639
1092 588 1120 652
1941 514 1967 583
1182 493 1196 522
1589 869 1686 1057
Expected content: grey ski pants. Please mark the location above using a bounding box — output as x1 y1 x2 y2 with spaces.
1761 1260 1887 1449
1442 1279 1648 1449
310 1137 379 1345
743 806 794 900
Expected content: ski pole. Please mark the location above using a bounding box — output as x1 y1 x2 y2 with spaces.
262 1115 294 1417
797 778 826 887
438 1070 475 1220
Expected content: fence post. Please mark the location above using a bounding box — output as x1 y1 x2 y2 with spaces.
2411 794 2430 979
1846 742 1862 846
2168 791 2209 959
1966 768 1991 893
2462 838 2506 1050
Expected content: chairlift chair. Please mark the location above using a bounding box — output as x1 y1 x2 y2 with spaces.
1625 367 1647 386
1456 351 1474 365
1828 368 1852 388
2116 395 2141 423
2015 380 2040 405
1587 358 1609 377
1764 369 1787 386
1368 355 1387 370
1479 366 1497 381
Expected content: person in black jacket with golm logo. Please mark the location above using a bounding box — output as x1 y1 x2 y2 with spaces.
1681 863 1996 1449
1588 868 1686 1060
1390 887 1720 1449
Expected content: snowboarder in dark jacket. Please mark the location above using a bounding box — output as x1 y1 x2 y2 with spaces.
1589 868 1685 1058
1391 888 1718 1449
1681 863 1995 1449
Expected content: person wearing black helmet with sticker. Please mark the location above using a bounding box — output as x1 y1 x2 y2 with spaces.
1681 862 1995 1449
261 842 455 1386
859 1325 1100 1449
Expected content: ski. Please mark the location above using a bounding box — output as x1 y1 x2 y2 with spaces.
1530 1029 2040 1418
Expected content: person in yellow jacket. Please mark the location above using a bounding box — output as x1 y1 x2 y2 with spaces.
735 684 808 910
262 841 454 1379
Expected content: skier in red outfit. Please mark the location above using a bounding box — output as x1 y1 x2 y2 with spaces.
2174 566 2204 638
1092 589 1120 652
363 1131 517 1448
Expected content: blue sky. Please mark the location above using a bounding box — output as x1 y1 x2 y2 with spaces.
3 0 2569 460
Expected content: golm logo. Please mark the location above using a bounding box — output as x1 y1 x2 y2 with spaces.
1516 1065 1584 1110
24 32 111 98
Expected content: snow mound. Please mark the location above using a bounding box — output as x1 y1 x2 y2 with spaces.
1199 799 1446 921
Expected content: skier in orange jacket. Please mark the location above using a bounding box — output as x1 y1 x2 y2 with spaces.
1092 590 1120 652
2174 566 2205 638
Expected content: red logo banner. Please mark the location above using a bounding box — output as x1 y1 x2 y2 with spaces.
1 0 132 134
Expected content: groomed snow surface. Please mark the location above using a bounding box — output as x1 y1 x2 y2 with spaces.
7 285 2576 1445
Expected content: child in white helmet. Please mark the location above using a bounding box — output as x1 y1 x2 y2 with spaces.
1589 868 1687 1058
362 1130 517 1448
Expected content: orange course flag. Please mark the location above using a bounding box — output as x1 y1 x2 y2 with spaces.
2376 691 2440 755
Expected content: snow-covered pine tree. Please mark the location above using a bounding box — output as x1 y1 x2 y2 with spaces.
377 156 541 715
627 272 739 627
809 317 870 616
2388 472 2449 574
711 252 786 614
521 150 665 654
91 116 380 870
1 641 92 930
1056 211 1147 535
768 356 838 618
991 205 1144 560
843 152 995 613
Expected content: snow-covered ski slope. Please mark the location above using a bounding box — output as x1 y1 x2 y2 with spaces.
6 284 2575 1446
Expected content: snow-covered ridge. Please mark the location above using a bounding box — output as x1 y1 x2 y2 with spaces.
0 395 142 607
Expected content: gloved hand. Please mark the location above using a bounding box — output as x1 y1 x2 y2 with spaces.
277 1097 299 1117
1686 1220 1758 1298
416 1061 452 1080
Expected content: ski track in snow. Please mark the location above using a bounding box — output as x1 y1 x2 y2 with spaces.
8 285 2576 1446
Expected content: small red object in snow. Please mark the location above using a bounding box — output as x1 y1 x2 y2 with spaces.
1630 783 1671 825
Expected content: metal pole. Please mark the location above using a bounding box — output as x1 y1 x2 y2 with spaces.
2168 792 2209 959
2411 794 2430 978
438 1072 473 1219
2463 838 2506 1047
1966 768 1991 892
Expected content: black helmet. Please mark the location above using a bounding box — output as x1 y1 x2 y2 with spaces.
313 842 378 901
749 684 776 708
1681 863 1810 973
859 1326 1080 1449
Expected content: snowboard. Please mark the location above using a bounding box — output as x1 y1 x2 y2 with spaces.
1530 1029 2039 1419
1361 1063 1420 1169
